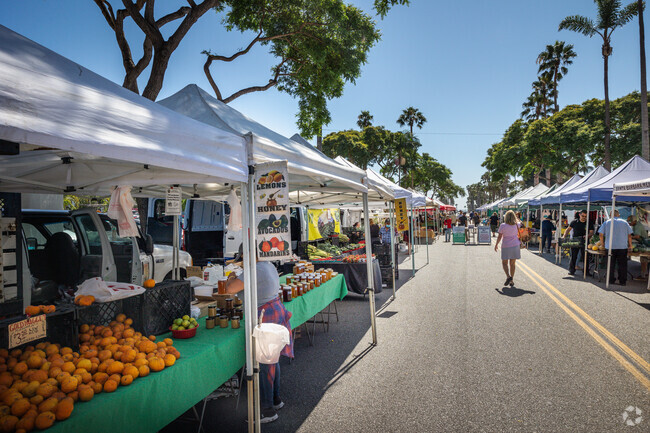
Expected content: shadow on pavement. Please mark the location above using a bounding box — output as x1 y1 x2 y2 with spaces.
161 252 420 433
495 287 536 297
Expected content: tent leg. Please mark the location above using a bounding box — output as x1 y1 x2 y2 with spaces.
172 214 179 279
425 206 429 264
605 198 616 289
539 205 543 254
525 205 529 248
584 201 591 279
240 181 255 433
390 201 396 299
363 193 377 345
410 207 415 277
556 204 562 264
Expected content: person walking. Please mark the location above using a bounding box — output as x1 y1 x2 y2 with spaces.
563 210 594 276
598 209 633 286
489 212 499 237
541 215 555 253
494 210 521 287
443 214 452 242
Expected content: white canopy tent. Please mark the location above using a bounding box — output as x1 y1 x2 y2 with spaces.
0 25 268 431
0 26 247 195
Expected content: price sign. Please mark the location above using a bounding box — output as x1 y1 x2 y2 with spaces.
452 226 466 244
478 226 491 244
8 315 46 349
165 187 182 216
394 198 409 232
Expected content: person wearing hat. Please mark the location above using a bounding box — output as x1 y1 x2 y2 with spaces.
563 210 594 276
541 214 555 253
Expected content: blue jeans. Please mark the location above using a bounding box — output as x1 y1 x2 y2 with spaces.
259 362 280 408
445 228 451 241
541 233 552 251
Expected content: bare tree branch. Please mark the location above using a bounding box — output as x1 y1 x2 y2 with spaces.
94 0 117 29
187 0 197 7
157 7 191 27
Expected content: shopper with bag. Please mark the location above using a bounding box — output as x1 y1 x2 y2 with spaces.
494 210 521 287
226 259 293 424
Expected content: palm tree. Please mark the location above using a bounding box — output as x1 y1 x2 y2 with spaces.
536 41 577 112
397 107 427 188
357 110 374 129
638 0 649 160
521 74 553 120
559 0 639 170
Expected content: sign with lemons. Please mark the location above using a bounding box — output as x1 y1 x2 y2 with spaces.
255 161 291 261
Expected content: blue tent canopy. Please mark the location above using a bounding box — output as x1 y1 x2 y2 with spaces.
537 174 583 205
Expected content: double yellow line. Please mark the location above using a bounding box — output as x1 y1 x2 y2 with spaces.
518 261 650 392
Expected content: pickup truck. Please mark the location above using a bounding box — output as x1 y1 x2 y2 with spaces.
21 209 191 304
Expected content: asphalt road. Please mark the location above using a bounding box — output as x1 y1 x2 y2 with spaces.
163 238 649 433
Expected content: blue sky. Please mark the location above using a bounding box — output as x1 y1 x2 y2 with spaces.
1 1 647 209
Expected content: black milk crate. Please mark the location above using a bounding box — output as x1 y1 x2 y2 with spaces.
76 299 125 327
0 306 78 351
123 280 192 336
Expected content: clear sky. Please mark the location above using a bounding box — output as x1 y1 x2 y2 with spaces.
1 1 647 209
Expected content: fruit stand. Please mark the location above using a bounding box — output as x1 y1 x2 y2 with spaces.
46 318 244 433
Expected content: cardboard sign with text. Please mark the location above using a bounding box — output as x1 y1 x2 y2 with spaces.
255 162 291 260
8 315 46 349
395 198 409 232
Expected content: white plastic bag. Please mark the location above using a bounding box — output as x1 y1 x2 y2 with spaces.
75 277 145 303
253 319 290 364
107 185 139 237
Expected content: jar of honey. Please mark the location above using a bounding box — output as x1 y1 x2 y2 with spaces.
235 307 244 319
225 298 234 310
286 275 293 285
217 277 228 295
231 316 241 329
314 275 321 287
206 317 216 329
282 288 292 302
219 316 229 328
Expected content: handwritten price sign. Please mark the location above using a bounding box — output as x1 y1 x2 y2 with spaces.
8 315 46 349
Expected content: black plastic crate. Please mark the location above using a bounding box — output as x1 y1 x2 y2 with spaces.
0 306 78 351
76 299 124 327
123 281 192 336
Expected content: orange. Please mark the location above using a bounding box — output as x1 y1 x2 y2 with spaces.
122 365 139 379
67 390 79 402
116 313 126 323
59 347 72 356
123 329 135 339
0 415 18 432
60 376 78 394
60 362 75 374
124 318 133 327
133 358 148 368
35 383 56 399
106 362 124 375
89 381 102 395
47 367 62 379
25 305 40 316
119 375 133 386
98 350 112 362
16 413 35 432
0 373 12 388
137 365 150 377
3 391 22 406
78 385 94 402
10 398 30 417
55 372 70 385
163 338 174 347
76 358 92 371
38 396 58 413
79 324 90 334
28 370 47 384
103 379 118 393
121 349 137 363
148 357 165 372
12 362 28 376
163 354 176 367
34 411 55 430
108 374 121 384
26 355 43 370
92 372 108 385
55 397 74 420
143 279 156 288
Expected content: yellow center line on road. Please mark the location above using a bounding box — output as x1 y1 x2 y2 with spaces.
517 265 650 392
519 261 650 375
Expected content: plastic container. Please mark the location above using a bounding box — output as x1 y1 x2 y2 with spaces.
169 323 198 339
195 286 214 298
203 262 223 285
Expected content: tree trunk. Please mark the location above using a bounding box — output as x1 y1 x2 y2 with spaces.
545 168 551 186
142 45 171 101
501 178 508 197
534 172 539 186
554 65 559 112
603 45 612 170
640 0 649 160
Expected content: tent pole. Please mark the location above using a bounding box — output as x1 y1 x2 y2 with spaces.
389 201 396 299
526 205 530 248
539 204 543 254
605 198 616 289
240 182 255 433
584 201 591 279
363 193 378 345
172 214 179 279
410 207 415 277
556 203 562 264
425 206 429 265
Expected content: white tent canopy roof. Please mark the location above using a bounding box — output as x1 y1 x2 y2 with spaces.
158 85 367 195
335 157 393 199
613 178 650 197
512 182 550 205
0 26 247 196
499 186 534 207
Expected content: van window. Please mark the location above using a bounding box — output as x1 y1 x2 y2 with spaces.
43 221 77 243
22 222 47 250
101 216 132 245
74 214 103 255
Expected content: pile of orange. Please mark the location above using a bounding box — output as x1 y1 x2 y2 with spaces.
0 313 180 431
24 305 55 316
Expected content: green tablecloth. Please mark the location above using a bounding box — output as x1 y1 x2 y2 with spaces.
280 274 348 328
49 316 245 433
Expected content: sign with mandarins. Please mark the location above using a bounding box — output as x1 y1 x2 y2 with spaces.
255 161 291 261
8 314 46 348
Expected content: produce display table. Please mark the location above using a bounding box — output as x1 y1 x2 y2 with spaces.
49 316 245 433
281 260 382 295
280 274 348 328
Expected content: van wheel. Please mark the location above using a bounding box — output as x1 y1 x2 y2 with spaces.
163 269 187 281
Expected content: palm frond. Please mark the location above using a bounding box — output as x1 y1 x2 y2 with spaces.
596 0 621 28
559 15 597 36
615 1 640 26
